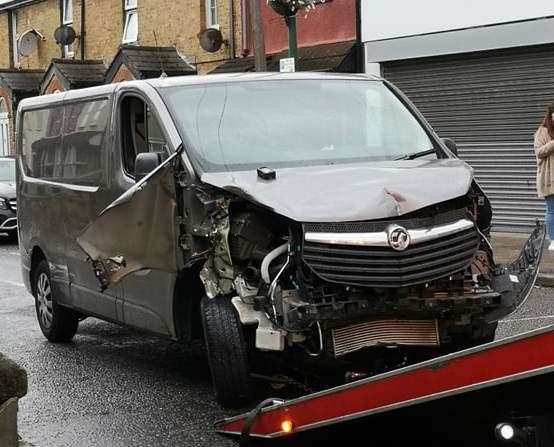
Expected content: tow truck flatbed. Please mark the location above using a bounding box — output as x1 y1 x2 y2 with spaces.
215 324 554 442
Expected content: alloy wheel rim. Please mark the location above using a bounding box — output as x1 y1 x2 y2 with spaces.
36 272 53 329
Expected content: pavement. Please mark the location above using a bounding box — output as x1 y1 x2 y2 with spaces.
1 234 554 446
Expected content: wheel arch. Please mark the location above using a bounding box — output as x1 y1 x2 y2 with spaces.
29 245 47 293
173 265 205 342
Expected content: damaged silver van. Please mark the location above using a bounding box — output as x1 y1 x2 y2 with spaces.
16 73 545 407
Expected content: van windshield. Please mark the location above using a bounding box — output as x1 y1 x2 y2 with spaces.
161 79 435 172
0 158 15 182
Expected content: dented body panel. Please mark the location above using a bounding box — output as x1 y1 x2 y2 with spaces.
201 159 473 222
77 151 182 289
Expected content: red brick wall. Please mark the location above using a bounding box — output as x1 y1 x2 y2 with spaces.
110 64 136 83
259 0 356 54
0 86 14 155
43 75 64 95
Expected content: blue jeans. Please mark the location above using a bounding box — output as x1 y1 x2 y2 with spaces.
546 195 554 240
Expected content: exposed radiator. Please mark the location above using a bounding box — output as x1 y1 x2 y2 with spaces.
332 320 440 357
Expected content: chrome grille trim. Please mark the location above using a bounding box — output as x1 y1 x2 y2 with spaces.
305 218 474 247
332 320 440 357
0 217 17 230
8 199 16 211
302 222 480 288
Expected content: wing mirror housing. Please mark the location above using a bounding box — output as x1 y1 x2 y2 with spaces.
441 138 458 156
135 152 166 181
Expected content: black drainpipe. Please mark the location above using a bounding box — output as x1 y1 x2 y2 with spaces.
59 0 64 57
80 0 86 60
355 0 363 73
7 11 14 68
227 0 235 59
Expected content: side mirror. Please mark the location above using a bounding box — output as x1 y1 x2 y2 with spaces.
441 138 458 156
135 152 165 181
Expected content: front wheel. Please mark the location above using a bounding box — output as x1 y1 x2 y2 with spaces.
33 260 79 342
448 322 498 352
201 295 252 407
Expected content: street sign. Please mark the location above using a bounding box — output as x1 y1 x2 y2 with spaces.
280 57 296 73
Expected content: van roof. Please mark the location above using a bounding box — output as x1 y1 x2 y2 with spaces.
147 71 380 88
17 72 381 110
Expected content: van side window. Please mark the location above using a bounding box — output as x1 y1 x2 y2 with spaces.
21 99 109 186
121 96 169 178
62 100 109 186
21 107 64 179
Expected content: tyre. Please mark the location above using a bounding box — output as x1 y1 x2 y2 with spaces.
200 295 252 407
472 321 498 345
33 260 79 342
450 322 498 351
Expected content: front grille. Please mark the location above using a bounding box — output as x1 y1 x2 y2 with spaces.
8 199 16 211
303 226 479 288
332 319 440 357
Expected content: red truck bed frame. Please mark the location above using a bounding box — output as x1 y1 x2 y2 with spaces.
215 324 554 440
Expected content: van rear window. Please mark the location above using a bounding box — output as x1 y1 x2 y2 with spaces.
21 99 110 186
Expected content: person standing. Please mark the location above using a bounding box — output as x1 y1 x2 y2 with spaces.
535 105 554 250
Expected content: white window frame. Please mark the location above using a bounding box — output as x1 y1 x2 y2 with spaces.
205 0 219 29
0 99 9 156
122 0 138 44
61 0 74 57
11 10 19 68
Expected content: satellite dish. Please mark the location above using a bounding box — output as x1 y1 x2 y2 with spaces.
18 30 39 57
54 25 77 46
198 28 223 53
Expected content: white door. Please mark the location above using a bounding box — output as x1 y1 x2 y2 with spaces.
0 99 9 156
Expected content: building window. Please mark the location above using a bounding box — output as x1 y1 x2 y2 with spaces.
123 0 138 44
61 0 74 57
10 10 18 68
205 0 218 29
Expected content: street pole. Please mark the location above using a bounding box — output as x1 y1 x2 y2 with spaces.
251 0 267 71
286 15 298 60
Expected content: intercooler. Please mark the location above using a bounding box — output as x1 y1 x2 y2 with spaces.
331 320 440 357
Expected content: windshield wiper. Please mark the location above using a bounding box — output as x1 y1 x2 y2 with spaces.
395 149 436 161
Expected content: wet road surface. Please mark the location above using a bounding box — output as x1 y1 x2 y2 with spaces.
1 236 554 446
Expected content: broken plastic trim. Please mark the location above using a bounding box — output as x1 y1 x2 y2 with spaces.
505 222 545 308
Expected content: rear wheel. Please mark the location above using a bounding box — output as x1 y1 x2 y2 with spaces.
33 260 79 342
201 295 252 407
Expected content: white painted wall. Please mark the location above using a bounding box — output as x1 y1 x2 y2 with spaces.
362 0 554 42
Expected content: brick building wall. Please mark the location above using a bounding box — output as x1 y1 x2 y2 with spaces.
255 0 356 54
138 0 243 73
0 87 13 155
0 14 9 68
0 0 244 74
111 64 134 83
13 0 61 69
42 73 63 94
84 0 123 63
